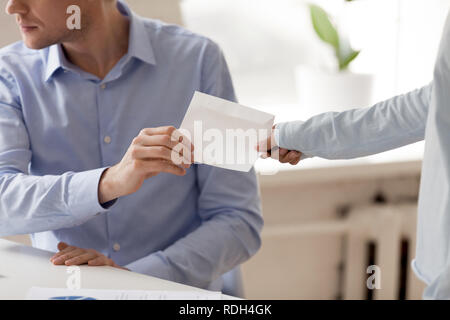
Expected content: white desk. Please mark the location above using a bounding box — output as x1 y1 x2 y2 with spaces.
0 239 228 300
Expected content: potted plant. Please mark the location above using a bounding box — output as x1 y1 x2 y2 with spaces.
295 2 374 114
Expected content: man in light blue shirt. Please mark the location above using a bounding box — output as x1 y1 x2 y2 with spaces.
0 0 263 296
259 12 450 299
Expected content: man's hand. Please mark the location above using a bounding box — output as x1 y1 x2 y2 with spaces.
98 126 194 204
50 242 129 270
257 127 302 165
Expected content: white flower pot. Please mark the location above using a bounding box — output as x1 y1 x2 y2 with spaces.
295 65 375 114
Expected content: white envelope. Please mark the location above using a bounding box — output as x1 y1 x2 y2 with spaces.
179 91 275 172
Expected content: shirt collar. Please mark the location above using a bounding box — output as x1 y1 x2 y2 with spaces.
45 0 156 82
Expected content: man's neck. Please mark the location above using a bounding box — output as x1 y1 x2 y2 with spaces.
61 4 130 80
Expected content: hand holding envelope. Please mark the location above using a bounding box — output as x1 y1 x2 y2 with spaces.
179 92 275 172
257 131 303 166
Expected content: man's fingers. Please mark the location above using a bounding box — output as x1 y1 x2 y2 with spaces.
50 245 77 262
134 134 194 152
138 127 194 151
263 147 302 165
136 159 187 177
278 154 291 164
156 160 187 176
288 151 302 165
65 252 98 266
139 126 177 137
132 145 193 165
279 148 289 157
88 256 109 266
275 150 297 164
283 151 300 164
53 248 84 264
171 130 194 152
52 248 85 265
133 129 195 165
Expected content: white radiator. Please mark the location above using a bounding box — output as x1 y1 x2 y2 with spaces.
262 203 426 300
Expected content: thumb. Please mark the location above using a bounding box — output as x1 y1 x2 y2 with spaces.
57 242 68 251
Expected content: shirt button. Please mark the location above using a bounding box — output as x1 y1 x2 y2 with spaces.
104 136 112 144
100 83 107 89
113 243 121 252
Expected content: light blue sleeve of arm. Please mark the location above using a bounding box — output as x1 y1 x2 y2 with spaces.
125 40 263 288
0 168 113 236
0 71 113 237
275 83 432 160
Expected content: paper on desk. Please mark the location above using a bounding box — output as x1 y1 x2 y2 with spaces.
26 287 223 300
180 92 275 172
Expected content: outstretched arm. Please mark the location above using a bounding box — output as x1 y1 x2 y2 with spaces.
260 83 432 161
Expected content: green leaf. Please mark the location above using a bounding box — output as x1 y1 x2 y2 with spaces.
309 4 339 52
309 3 360 71
339 50 360 71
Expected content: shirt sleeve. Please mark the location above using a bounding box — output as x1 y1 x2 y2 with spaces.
275 83 433 160
125 40 263 289
0 69 114 237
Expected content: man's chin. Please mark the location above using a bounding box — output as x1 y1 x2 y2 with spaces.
22 37 55 50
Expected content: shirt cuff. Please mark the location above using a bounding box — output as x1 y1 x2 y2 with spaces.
275 121 313 160
275 121 304 150
68 167 115 220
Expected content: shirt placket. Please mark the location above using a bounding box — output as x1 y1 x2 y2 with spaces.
96 80 119 257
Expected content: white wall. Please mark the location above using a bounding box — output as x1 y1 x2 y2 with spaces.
0 0 21 47
182 0 450 106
